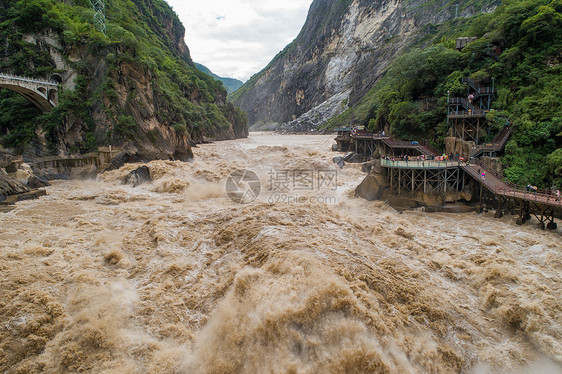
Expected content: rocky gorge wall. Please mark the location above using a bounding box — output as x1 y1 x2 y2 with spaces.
232 0 499 131
0 0 248 164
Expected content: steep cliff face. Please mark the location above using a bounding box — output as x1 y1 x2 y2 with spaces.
0 0 248 161
232 0 498 131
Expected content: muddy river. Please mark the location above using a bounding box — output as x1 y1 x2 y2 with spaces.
1 133 560 373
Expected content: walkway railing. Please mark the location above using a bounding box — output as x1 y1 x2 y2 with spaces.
461 77 497 97
449 97 480 112
0 73 58 86
463 160 561 207
381 138 440 156
448 110 487 118
381 158 459 169
381 156 562 207
469 127 512 158
496 186 562 207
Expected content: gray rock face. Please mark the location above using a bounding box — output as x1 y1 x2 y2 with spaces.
361 160 378 173
122 166 151 187
105 145 146 172
27 175 51 188
344 152 365 163
333 156 345 169
233 0 499 131
354 172 389 201
0 168 29 200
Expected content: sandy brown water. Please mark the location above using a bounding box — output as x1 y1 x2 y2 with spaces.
0 133 560 373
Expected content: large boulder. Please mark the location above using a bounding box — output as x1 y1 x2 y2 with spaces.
34 168 71 181
387 195 420 211
332 156 345 169
122 166 151 187
12 163 33 184
343 152 354 161
343 152 367 163
361 159 381 173
27 175 51 188
104 144 146 172
0 168 29 201
4 161 20 173
354 172 389 201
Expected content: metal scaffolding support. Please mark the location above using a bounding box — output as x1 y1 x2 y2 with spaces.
353 138 376 156
450 116 485 145
92 0 106 36
388 166 462 196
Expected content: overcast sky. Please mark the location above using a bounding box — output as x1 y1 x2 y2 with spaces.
165 0 313 82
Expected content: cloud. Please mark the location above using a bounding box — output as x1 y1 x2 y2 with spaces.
165 0 312 81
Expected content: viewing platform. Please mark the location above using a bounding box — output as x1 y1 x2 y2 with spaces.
379 156 561 229
381 159 460 169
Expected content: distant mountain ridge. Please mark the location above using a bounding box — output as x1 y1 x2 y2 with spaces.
195 63 244 95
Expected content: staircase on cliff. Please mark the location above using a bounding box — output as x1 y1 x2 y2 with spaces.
447 77 498 146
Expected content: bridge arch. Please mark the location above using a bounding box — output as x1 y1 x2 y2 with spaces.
0 73 58 113
48 88 58 105
50 73 63 84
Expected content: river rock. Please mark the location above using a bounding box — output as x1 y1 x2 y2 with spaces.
343 152 354 161
12 163 33 184
333 156 345 169
34 168 71 181
122 166 151 187
27 175 51 188
4 161 20 173
354 172 389 201
362 162 373 173
346 153 365 163
387 195 420 211
0 168 29 201
105 145 146 172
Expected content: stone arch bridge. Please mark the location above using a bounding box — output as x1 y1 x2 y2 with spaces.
0 73 59 113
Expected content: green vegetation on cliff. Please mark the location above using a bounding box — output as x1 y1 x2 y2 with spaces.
0 0 247 154
329 0 562 188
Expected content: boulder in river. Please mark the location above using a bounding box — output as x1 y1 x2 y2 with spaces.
343 152 354 161
122 166 151 187
354 172 389 201
344 152 365 163
105 145 145 172
27 175 51 188
332 156 345 169
0 168 29 201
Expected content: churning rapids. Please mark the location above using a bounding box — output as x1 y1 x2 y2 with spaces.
1 133 560 373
